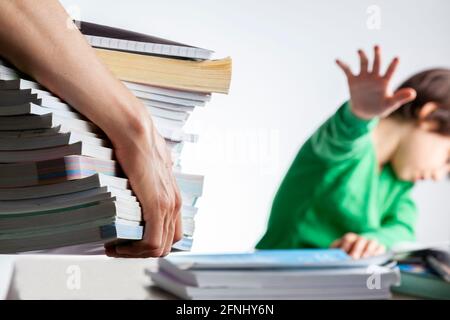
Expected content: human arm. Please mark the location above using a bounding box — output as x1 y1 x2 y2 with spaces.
331 192 417 258
311 46 417 163
0 0 182 257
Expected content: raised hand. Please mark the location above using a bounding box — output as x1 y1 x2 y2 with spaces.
336 46 417 119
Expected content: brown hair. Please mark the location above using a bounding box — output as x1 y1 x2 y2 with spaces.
390 68 450 135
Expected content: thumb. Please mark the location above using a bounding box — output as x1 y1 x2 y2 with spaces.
386 88 417 113
330 239 342 248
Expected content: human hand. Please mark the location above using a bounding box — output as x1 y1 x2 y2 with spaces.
105 113 182 258
336 45 416 119
330 232 386 259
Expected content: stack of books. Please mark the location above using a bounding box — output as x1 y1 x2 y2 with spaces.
0 21 231 253
148 249 401 299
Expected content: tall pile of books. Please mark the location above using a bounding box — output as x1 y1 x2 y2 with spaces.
148 249 401 299
0 21 231 254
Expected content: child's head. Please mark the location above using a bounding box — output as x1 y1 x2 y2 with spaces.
389 68 450 181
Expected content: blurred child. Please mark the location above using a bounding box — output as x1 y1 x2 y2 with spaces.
257 46 450 258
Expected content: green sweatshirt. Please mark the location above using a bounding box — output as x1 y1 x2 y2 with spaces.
256 101 417 250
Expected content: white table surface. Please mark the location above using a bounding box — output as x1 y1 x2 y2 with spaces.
1 254 420 300
1 254 176 300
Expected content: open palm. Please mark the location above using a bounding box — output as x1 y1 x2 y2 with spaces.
336 46 416 119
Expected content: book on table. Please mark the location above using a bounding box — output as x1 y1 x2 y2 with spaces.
148 249 401 300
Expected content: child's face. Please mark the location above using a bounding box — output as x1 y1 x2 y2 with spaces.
391 124 450 182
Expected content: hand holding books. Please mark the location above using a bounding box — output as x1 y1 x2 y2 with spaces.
106 119 182 258
0 2 230 255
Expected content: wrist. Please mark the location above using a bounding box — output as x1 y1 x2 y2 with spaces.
100 92 153 145
350 103 376 120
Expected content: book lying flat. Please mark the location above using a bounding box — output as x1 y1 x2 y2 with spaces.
0 73 211 104
146 106 189 122
122 81 211 102
78 20 213 60
0 127 62 139
0 74 208 109
0 110 193 142
0 185 136 206
159 249 393 270
0 113 98 133
141 99 195 112
0 92 192 137
0 155 204 203
149 249 399 300
0 141 114 164
0 131 109 151
95 48 232 94
0 199 141 233
0 174 130 200
149 270 396 300
157 259 398 288
0 219 143 254
172 237 194 252
0 155 120 187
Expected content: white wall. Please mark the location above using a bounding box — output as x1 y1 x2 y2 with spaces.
61 0 450 252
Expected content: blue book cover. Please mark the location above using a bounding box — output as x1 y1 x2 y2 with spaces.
166 249 392 270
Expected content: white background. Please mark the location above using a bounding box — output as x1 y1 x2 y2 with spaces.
61 0 449 252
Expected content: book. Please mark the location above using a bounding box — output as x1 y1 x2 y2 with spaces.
122 81 211 102
150 272 396 300
0 199 141 233
0 219 143 254
94 48 232 93
78 20 213 60
0 155 119 187
0 62 201 142
0 174 131 200
0 185 137 206
0 76 208 108
156 249 392 270
0 131 110 150
391 246 450 299
0 141 114 163
149 249 400 300
156 254 397 288
392 264 450 299
0 155 203 190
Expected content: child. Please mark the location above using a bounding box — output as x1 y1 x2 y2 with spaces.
257 46 450 259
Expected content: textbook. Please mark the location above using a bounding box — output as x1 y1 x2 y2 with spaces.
78 20 213 60
0 21 229 253
149 249 400 300
94 49 232 94
155 249 393 270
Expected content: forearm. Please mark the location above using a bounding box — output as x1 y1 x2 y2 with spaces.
310 101 378 162
0 0 152 146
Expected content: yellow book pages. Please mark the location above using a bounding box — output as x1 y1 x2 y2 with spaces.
95 48 232 94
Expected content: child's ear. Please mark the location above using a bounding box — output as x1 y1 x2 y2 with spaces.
418 102 440 130
418 102 439 119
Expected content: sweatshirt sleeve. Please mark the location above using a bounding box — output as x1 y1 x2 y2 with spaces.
310 101 379 162
360 191 417 248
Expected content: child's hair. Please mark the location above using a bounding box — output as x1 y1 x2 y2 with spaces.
390 68 450 135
